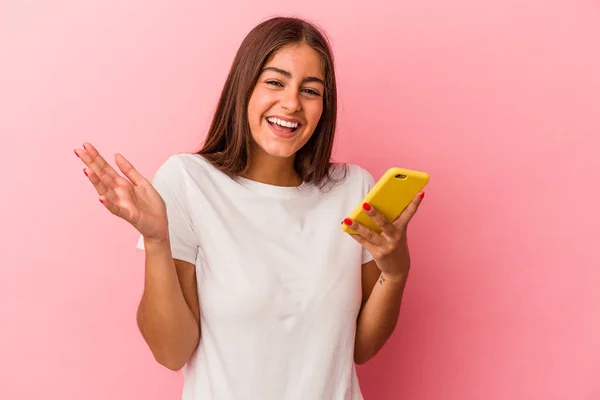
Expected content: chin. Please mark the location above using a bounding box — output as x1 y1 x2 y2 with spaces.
258 142 299 159
253 127 312 160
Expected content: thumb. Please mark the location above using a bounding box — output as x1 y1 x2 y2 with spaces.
394 192 424 227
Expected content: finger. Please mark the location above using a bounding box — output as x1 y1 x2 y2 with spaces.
394 192 425 227
343 218 384 246
361 202 397 237
76 143 120 188
85 143 120 179
348 233 379 256
76 148 112 186
83 167 103 195
84 154 138 199
84 167 119 202
98 195 123 217
115 153 147 186
80 159 108 195
81 143 117 172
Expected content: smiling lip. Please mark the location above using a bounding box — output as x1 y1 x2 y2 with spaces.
265 117 300 139
267 115 302 124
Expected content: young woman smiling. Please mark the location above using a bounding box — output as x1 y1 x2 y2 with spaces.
75 16 424 400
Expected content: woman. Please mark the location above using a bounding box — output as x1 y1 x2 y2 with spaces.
75 16 424 400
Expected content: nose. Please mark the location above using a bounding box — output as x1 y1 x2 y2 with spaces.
280 88 302 112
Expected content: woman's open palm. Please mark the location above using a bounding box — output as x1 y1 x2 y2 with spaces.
75 142 168 241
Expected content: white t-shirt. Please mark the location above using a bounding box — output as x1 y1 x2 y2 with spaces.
137 153 376 400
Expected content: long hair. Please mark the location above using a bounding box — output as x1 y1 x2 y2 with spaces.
197 16 343 187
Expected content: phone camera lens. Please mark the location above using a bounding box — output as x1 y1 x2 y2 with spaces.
395 174 407 179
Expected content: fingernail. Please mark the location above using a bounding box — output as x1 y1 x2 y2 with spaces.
419 192 425 199
74 150 80 158
343 218 352 226
83 143 88 150
99 198 104 204
362 202 371 211
83 168 88 177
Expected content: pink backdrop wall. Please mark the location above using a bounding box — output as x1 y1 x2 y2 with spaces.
1 1 599 399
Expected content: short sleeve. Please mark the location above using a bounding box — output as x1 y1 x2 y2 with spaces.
361 168 376 265
136 155 198 265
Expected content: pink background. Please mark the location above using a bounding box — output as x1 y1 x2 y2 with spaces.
1 0 599 399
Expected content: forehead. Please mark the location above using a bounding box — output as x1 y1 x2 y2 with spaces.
263 44 325 79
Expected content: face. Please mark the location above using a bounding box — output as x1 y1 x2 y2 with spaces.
247 43 325 160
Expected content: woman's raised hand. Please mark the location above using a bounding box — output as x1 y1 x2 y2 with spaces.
75 143 169 242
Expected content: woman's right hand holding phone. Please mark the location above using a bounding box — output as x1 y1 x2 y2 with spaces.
75 142 169 243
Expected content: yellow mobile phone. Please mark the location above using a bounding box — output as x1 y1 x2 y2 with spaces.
342 167 430 235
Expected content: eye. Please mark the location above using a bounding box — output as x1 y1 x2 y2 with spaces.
302 88 321 96
266 80 283 87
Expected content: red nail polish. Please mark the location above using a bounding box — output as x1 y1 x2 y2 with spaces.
83 143 87 150
83 168 88 177
343 218 352 226
74 150 80 158
419 192 425 199
99 198 104 204
362 203 371 211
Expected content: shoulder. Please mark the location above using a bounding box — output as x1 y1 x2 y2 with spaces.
322 162 375 195
150 153 216 182
328 162 375 187
348 163 375 187
146 153 227 199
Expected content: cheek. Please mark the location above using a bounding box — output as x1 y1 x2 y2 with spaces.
248 88 274 123
247 97 259 125
306 102 324 128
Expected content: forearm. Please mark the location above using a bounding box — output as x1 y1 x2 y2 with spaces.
354 270 408 364
137 238 199 370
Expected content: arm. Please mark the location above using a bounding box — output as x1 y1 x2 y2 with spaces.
354 260 408 364
74 143 200 370
344 192 425 365
136 237 200 371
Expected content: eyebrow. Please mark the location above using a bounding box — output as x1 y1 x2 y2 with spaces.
261 67 325 86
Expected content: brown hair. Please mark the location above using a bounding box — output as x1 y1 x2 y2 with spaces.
196 16 344 188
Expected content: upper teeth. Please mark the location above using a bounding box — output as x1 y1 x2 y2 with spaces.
267 117 299 129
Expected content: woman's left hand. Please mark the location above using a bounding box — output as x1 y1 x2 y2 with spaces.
343 192 425 280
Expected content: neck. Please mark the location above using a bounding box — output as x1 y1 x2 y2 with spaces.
242 149 302 187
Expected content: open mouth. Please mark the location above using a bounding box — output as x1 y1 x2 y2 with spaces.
266 117 300 133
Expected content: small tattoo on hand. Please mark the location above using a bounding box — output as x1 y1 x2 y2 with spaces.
379 275 385 285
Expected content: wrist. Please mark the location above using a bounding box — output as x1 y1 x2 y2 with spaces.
381 270 409 284
143 235 170 250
